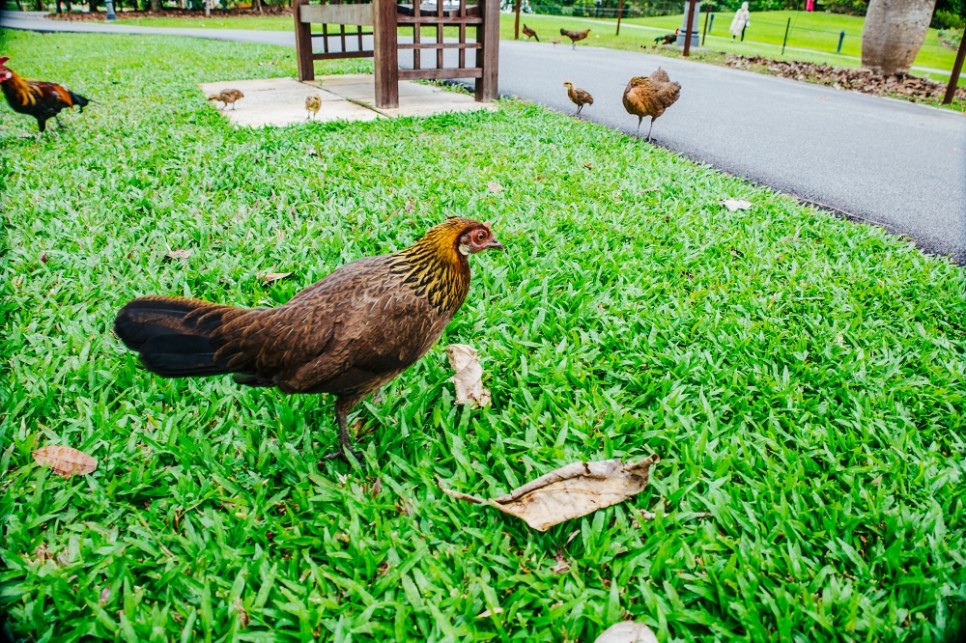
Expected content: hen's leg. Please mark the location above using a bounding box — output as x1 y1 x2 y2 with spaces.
646 118 655 141
321 399 362 464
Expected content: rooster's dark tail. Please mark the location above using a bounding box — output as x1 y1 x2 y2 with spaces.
70 91 90 112
114 296 244 378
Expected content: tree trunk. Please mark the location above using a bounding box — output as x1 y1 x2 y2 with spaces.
861 0 936 75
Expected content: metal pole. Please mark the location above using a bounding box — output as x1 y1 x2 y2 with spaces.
683 0 696 57
836 30 844 54
781 17 790 55
701 4 710 46
616 0 624 36
943 27 966 105
513 0 520 39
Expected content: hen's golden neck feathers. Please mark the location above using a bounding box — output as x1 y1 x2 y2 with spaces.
390 218 481 314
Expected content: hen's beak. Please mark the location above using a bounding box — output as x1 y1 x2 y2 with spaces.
486 237 505 252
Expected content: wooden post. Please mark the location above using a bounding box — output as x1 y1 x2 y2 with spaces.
373 0 399 108
615 0 624 36
682 0 696 57
514 0 521 40
293 0 315 81
701 3 710 46
477 0 500 101
943 28 966 105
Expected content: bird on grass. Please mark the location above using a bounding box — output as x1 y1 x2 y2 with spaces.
0 56 90 136
113 218 504 463
652 28 679 47
305 94 322 120
562 81 593 116
622 67 680 141
559 28 590 49
522 23 539 41
207 88 245 110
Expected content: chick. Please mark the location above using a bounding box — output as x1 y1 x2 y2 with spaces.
562 81 593 116
305 94 322 121
207 88 244 110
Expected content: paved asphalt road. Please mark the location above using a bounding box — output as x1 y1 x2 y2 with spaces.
3 12 964 263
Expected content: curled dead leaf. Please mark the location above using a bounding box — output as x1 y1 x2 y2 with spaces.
487 181 503 193
594 621 659 643
440 455 659 532
32 445 98 477
446 344 491 408
259 272 292 285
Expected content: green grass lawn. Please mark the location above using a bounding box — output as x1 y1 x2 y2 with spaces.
2 29 965 642
105 9 964 85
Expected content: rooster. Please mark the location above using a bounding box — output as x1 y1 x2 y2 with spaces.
305 94 322 120
207 88 244 110
562 81 593 116
622 67 681 141
114 218 503 462
522 23 539 41
560 28 590 49
0 56 90 135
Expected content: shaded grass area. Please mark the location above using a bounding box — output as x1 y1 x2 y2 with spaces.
1 29 965 642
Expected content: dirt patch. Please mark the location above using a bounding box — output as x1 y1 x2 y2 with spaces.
725 54 965 108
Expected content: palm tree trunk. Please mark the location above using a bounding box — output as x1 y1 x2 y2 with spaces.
861 0 937 75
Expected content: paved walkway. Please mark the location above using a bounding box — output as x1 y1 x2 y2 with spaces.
3 11 964 263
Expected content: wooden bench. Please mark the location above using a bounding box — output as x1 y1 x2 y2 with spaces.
293 0 499 109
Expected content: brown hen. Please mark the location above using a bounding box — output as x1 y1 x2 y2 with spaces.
562 81 593 116
560 28 591 49
114 218 503 462
622 67 681 141
0 56 90 135
522 23 539 41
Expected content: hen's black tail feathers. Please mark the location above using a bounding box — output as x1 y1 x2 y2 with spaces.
114 296 242 378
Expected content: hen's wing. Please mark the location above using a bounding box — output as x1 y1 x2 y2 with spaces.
214 256 448 395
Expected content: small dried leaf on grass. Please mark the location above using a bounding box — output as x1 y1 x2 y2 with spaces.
259 272 292 285
721 198 753 212
446 344 491 408
440 455 659 532
165 248 193 260
594 621 659 643
486 181 503 193
32 445 98 477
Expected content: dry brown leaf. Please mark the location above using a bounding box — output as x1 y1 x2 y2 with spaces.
440 455 659 532
446 344 491 408
594 621 659 643
32 445 98 477
721 199 752 212
165 249 193 260
487 181 503 193
476 607 504 619
550 552 571 574
99 588 110 606
259 272 292 285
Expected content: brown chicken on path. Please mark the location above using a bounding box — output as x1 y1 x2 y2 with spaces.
522 23 539 41
0 56 90 135
305 94 322 120
114 218 503 462
622 67 681 141
562 81 593 116
559 28 590 49
208 88 245 110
